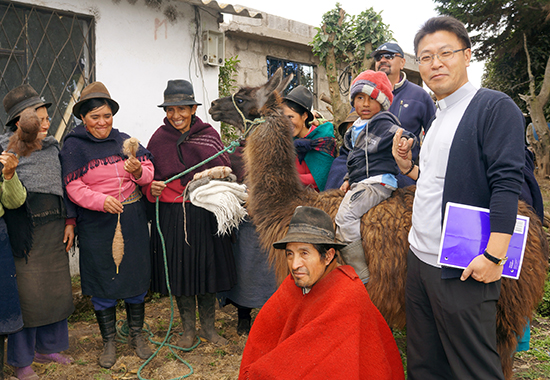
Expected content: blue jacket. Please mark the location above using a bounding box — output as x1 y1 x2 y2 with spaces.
344 111 414 185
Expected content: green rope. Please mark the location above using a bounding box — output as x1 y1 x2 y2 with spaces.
135 140 240 380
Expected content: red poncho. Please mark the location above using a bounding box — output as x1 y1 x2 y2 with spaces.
239 265 404 380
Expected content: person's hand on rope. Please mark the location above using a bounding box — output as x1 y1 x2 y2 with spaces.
150 181 166 198
0 151 19 180
104 195 123 214
124 156 143 180
63 224 75 252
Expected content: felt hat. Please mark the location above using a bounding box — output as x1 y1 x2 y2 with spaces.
370 42 404 58
72 81 120 120
349 70 393 111
338 111 359 138
273 206 346 250
157 79 202 108
283 85 314 121
3 84 51 126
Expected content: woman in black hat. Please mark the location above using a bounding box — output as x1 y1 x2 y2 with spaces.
144 79 236 348
1 84 74 380
59 82 155 368
282 85 336 192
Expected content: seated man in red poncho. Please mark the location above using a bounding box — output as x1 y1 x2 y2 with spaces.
239 206 404 380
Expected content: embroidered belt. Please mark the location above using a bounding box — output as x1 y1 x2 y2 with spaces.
122 187 142 205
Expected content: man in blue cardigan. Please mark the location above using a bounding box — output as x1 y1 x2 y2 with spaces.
392 16 525 380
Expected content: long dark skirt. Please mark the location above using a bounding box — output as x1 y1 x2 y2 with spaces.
14 219 74 327
0 218 23 334
218 218 277 309
78 199 150 299
150 202 236 297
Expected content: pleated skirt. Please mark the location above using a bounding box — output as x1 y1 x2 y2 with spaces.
78 199 151 299
150 202 236 297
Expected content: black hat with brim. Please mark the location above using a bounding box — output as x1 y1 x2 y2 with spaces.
158 79 202 108
283 85 314 121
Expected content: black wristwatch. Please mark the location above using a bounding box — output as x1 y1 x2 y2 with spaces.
483 250 508 266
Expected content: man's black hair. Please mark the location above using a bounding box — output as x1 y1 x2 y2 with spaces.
414 16 471 56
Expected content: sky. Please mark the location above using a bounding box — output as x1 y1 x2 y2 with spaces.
232 0 484 88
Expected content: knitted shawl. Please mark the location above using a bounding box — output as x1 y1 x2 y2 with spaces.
239 265 404 380
301 121 336 191
60 124 152 186
147 116 230 187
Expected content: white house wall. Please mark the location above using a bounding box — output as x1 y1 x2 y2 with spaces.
12 0 222 144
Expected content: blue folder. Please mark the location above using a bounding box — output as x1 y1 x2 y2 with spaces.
437 202 529 280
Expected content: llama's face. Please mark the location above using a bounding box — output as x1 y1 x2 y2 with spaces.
209 67 294 134
285 242 335 289
209 87 261 132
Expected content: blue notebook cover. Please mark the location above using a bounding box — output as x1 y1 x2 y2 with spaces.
437 202 529 280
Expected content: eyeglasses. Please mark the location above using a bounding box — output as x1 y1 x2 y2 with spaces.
374 53 402 62
416 48 467 65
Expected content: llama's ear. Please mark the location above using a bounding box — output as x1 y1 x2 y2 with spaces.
275 72 293 96
264 67 283 94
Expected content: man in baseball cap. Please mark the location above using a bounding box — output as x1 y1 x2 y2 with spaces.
372 42 436 187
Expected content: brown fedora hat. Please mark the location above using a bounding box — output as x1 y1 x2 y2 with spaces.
158 80 202 108
273 206 346 250
3 84 51 126
72 81 120 120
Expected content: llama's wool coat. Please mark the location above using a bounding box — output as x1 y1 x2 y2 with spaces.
239 265 404 380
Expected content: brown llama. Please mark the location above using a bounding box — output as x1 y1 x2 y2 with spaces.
209 68 549 380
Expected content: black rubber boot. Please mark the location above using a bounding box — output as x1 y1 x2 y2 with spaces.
125 302 153 360
0 335 5 380
197 293 228 345
176 295 197 348
95 307 117 368
236 307 252 336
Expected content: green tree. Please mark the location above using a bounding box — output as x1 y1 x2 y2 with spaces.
311 3 393 127
435 0 550 177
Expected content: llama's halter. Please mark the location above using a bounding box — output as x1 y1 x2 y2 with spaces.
231 93 266 138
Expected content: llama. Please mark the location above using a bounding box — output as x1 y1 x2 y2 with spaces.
209 68 549 380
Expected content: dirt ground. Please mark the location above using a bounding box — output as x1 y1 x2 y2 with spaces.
3 293 256 380
2 178 549 380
